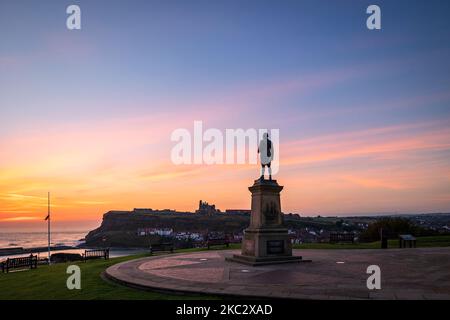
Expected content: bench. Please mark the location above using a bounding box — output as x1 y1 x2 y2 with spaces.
1 254 38 273
399 234 417 248
379 229 396 249
207 238 230 249
150 242 174 255
83 249 109 262
329 232 355 244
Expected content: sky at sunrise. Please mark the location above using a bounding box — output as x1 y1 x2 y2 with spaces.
1 0 450 231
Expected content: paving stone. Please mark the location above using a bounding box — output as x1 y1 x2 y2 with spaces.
104 248 450 300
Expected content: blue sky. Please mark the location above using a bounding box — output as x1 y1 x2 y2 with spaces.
1 0 450 127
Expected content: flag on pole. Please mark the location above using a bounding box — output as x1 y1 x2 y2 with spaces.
46 192 51 265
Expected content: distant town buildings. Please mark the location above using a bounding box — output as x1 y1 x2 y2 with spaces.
137 228 205 242
131 203 450 247
225 209 251 215
91 207 450 250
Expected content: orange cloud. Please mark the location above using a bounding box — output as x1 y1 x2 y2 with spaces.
1 217 39 222
281 120 450 167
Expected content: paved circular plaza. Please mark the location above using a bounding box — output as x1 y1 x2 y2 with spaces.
105 248 450 300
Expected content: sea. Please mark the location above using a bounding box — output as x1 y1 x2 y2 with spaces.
0 231 87 249
0 231 146 260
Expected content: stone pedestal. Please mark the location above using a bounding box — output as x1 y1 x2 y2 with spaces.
226 179 308 266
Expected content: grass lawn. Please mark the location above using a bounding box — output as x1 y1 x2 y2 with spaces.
1 236 448 300
0 252 218 300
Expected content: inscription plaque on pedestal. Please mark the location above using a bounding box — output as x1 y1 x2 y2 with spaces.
267 240 284 254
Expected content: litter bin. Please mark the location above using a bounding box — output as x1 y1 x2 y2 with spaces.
381 237 388 249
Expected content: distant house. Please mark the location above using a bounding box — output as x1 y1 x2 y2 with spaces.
225 209 251 215
174 232 204 241
232 233 243 242
137 228 173 236
133 208 153 213
133 208 177 214
285 213 301 219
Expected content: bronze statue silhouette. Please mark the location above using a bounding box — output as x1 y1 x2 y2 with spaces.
257 132 273 180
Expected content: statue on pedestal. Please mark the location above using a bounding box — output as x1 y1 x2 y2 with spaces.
226 133 310 266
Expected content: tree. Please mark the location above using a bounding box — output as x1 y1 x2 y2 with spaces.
359 217 432 242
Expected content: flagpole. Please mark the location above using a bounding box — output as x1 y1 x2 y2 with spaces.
48 191 51 265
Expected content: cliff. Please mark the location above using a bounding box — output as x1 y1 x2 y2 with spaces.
85 209 250 247
84 209 357 248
